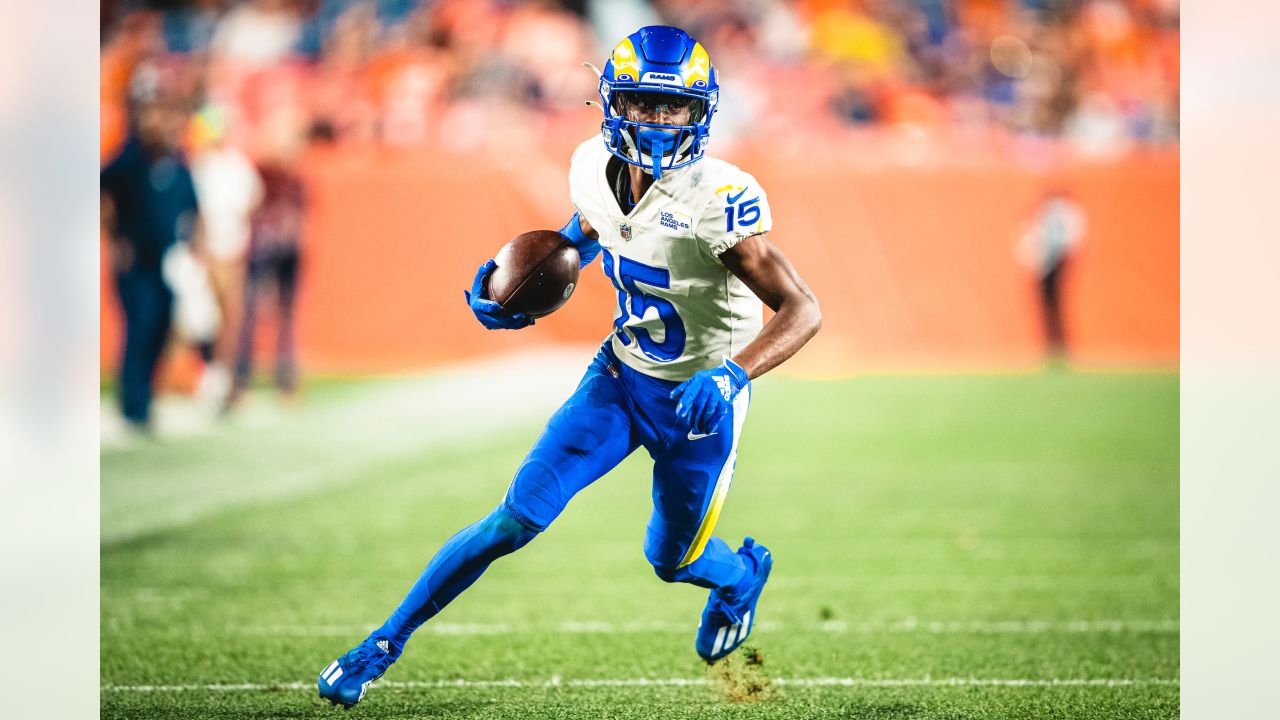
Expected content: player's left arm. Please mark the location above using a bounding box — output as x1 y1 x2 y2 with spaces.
720 233 822 379
671 233 820 434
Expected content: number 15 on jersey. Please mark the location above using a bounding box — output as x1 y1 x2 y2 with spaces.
601 249 687 362
724 190 761 232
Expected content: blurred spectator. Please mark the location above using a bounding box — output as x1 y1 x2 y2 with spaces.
1016 188 1086 359
210 0 303 67
101 11 165 161
100 69 201 431
830 61 882 124
500 0 594 110
189 104 264 406
232 129 308 405
587 0 661 57
1063 90 1131 157
364 5 454 146
809 2 906 77
164 0 227 55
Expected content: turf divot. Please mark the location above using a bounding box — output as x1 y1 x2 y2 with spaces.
707 646 780 703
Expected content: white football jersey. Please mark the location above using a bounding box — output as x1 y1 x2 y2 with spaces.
568 137 773 382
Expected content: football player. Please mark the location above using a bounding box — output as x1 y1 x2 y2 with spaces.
319 25 821 708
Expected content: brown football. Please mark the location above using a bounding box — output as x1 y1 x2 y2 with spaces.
486 230 581 318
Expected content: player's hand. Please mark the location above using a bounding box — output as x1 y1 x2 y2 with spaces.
464 259 534 330
670 359 750 436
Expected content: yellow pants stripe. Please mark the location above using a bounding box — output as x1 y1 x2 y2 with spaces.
674 385 750 570
676 456 735 569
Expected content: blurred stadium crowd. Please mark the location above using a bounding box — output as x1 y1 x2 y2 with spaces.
99 0 1179 433
103 0 1179 164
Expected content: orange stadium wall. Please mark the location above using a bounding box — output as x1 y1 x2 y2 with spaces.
99 145 1178 378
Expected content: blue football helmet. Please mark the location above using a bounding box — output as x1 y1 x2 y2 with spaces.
596 26 719 179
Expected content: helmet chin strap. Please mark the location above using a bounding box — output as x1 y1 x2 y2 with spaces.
637 129 675 179
623 128 694 180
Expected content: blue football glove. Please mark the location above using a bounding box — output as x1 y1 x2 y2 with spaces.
670 359 750 436
463 259 534 330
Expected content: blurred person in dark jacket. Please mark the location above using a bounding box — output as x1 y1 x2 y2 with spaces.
231 124 307 405
100 69 200 431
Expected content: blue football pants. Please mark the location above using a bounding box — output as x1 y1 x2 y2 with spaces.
376 343 752 650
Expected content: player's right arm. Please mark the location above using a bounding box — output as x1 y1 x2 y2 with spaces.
563 139 604 268
560 212 600 268
465 141 602 330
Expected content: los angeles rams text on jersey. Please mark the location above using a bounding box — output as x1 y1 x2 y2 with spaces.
569 137 773 382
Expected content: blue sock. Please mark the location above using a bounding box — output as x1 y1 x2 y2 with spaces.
670 536 750 592
375 503 538 650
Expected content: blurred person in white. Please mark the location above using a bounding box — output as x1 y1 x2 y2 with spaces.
211 0 303 67
100 64 202 432
1016 187 1086 361
189 104 264 407
1063 90 1130 158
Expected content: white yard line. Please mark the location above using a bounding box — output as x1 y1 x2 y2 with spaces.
102 676 1179 693
234 618 1179 637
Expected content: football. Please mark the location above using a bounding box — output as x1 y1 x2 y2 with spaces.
487 230 581 318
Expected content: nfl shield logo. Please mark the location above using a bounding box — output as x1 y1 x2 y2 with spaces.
619 223 632 242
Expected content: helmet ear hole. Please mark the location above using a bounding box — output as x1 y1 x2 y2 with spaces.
690 99 706 123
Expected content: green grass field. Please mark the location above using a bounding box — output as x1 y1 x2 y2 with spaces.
101 368 1179 719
